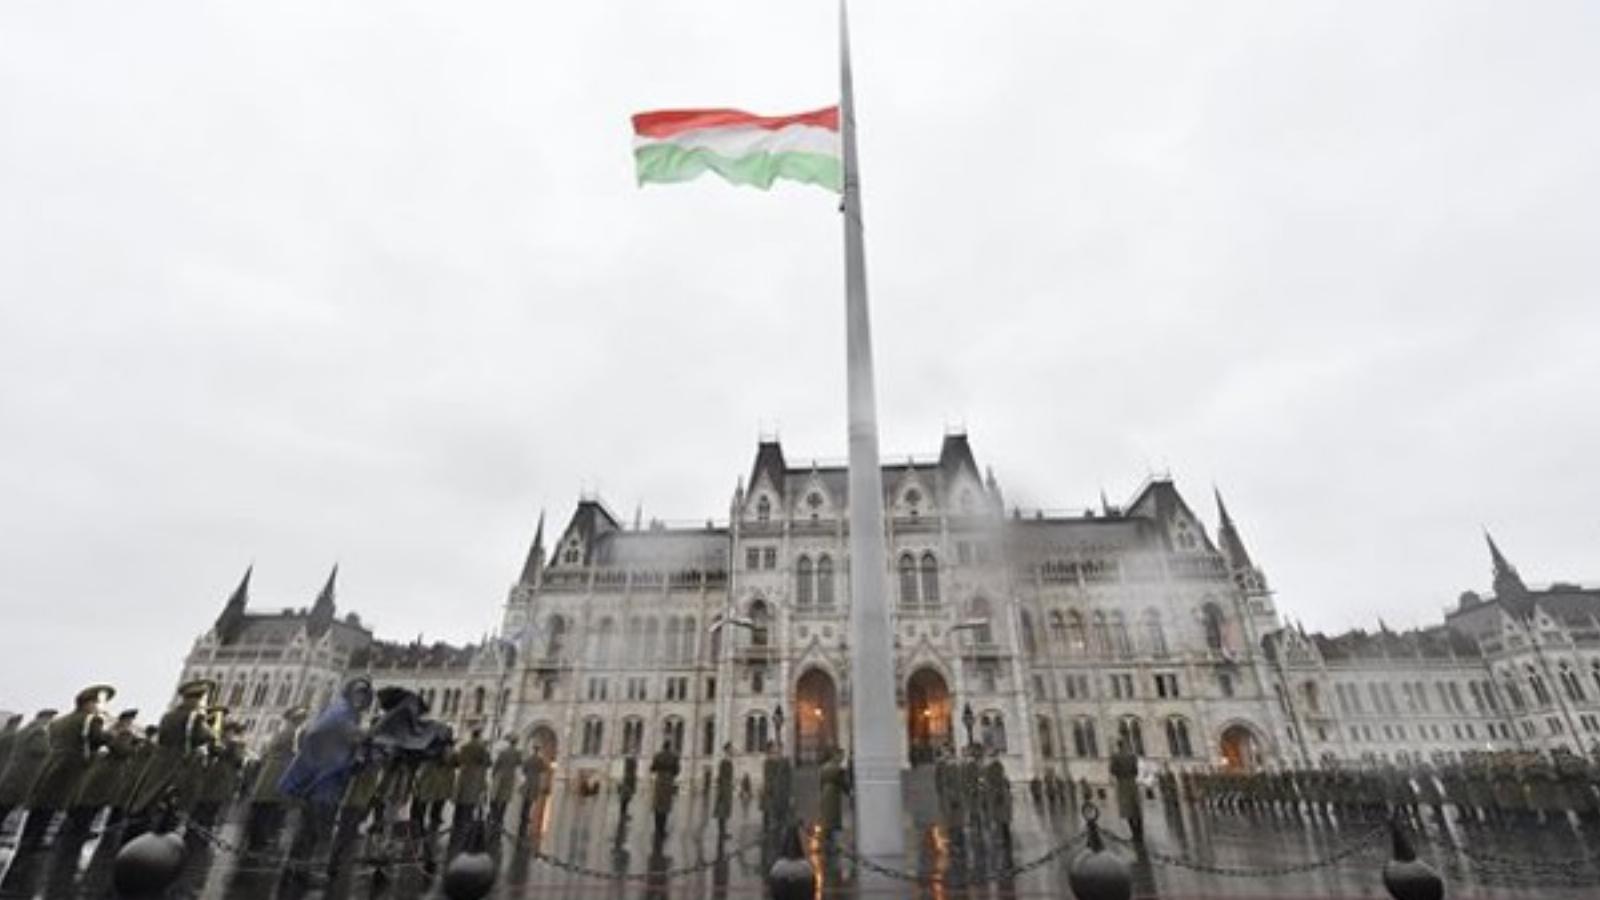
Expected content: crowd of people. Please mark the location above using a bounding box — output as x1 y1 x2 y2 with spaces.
1182 750 1600 827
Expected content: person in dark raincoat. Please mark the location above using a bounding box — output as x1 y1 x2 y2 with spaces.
618 753 638 820
279 676 374 878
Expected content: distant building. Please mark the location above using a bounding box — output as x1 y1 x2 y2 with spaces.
173 430 1600 777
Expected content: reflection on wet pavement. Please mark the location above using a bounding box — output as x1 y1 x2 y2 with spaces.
3 779 1599 897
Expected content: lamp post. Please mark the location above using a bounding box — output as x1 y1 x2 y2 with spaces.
962 703 976 749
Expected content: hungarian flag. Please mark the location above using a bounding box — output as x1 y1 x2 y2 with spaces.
631 106 841 192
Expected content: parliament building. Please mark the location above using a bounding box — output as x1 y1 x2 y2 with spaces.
177 431 1600 790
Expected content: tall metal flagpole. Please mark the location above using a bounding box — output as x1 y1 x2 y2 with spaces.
839 0 905 862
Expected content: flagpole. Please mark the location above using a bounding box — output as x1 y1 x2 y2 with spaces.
839 0 905 863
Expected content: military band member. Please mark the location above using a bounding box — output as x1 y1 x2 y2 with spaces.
125 679 217 840
451 729 492 842
760 740 793 834
818 747 848 851
0 716 24 784
517 744 548 835
193 720 247 827
23 686 114 846
71 708 140 832
245 707 307 848
0 711 56 833
984 747 1013 852
650 738 681 845
1109 739 1142 841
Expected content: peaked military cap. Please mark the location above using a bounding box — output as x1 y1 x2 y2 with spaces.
117 709 139 721
76 684 116 706
177 679 217 700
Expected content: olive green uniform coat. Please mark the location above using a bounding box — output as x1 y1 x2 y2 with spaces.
28 710 110 810
453 739 492 806
0 719 52 807
127 706 214 815
491 746 522 806
75 726 138 811
819 757 847 831
650 748 680 815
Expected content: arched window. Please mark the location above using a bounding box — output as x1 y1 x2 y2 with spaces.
1092 611 1111 657
642 617 660 662
1142 609 1167 657
749 599 771 647
969 596 994 645
1302 681 1322 714
1559 664 1586 702
621 717 645 755
229 680 246 707
1072 718 1099 758
1165 717 1193 758
979 710 1007 752
1110 611 1132 658
679 617 697 662
1527 665 1552 706
546 615 568 659
1201 602 1226 653
1066 611 1088 654
920 553 940 607
756 496 772 524
1019 610 1038 657
744 713 770 753
796 556 814 607
898 554 919 607
1118 716 1144 756
817 556 834 607
663 617 682 663
581 718 605 756
474 686 486 715
661 716 685 753
1049 611 1068 651
1035 715 1055 758
589 617 615 665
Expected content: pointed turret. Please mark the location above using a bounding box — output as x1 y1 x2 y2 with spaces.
518 511 546 586
1485 531 1528 601
213 565 252 644
307 564 337 638
1214 488 1269 594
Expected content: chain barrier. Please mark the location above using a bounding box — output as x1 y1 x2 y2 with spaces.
836 830 1087 887
1098 816 1389 877
491 817 778 883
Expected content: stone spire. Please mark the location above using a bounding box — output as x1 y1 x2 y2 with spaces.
307 564 338 638
213 565 252 644
1215 488 1268 594
519 511 546 587
1485 531 1528 600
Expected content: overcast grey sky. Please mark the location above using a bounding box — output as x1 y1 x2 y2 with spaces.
3 1 1598 719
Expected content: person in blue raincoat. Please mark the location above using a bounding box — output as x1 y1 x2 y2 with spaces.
279 676 374 880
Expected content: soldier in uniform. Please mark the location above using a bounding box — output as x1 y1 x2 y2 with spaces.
245 707 307 848
618 753 638 821
1526 753 1562 826
125 679 217 840
0 715 23 786
0 711 55 833
650 738 681 845
192 720 246 827
451 728 492 839
23 685 114 846
760 740 793 847
1556 752 1598 824
413 742 456 832
489 736 522 832
1109 739 1142 841
819 747 849 852
1491 756 1526 825
71 708 139 832
714 743 735 840
983 747 1012 853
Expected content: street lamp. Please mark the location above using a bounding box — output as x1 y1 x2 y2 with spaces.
962 702 976 748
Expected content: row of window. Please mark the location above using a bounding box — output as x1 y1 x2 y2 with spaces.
1035 714 1197 760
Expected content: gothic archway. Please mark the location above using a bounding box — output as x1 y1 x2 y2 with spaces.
905 667 952 764
1219 723 1261 770
794 668 838 765
527 723 559 762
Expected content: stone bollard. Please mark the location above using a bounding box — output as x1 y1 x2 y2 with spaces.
1382 815 1444 900
442 850 497 900
767 823 814 900
1067 803 1132 900
113 831 186 899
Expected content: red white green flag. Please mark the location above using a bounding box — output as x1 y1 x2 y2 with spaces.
631 106 841 193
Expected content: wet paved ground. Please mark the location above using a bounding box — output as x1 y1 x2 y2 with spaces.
4 774 1600 898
